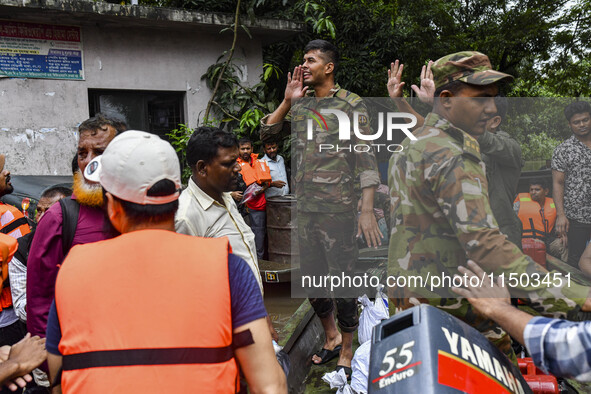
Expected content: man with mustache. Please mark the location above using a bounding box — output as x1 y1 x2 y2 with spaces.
552 101 591 268
176 128 281 343
26 114 119 346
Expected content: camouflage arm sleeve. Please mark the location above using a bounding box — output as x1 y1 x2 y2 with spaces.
350 102 380 189
259 112 292 143
477 131 522 169
431 154 589 310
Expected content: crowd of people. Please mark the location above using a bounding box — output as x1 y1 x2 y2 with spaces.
0 37 589 393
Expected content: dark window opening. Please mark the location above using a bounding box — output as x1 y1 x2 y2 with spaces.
88 89 185 142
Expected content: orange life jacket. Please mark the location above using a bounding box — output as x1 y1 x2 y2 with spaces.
55 230 240 393
514 193 557 239
238 153 272 186
0 203 30 311
0 233 18 312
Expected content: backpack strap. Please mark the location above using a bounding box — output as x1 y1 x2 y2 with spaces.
14 230 34 267
59 198 80 257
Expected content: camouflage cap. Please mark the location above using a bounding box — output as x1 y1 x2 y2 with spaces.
432 51 513 90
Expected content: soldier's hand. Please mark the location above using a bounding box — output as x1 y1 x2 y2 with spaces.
357 211 383 248
555 214 569 237
451 260 511 319
411 60 435 105
271 180 286 188
284 66 308 102
387 60 405 99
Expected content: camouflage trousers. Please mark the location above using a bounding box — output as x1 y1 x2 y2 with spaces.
391 297 517 364
298 211 359 333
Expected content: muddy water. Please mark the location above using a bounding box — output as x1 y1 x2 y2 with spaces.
263 282 305 337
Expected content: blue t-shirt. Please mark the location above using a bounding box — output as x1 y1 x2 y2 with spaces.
46 253 266 355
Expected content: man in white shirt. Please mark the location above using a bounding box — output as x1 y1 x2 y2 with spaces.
175 127 263 294
261 141 289 199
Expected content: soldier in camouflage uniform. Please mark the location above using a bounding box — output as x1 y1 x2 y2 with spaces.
388 51 591 360
260 40 380 373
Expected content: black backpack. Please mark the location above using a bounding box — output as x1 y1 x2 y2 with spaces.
14 198 79 266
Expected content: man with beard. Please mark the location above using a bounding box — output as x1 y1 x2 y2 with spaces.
0 155 31 348
27 115 119 345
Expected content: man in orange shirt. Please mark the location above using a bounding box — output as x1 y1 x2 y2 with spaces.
236 138 272 260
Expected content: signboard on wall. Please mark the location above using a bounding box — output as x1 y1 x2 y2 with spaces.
0 20 84 80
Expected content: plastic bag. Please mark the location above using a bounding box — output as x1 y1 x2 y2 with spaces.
322 368 354 394
241 182 263 205
358 287 389 344
272 340 290 377
351 341 371 394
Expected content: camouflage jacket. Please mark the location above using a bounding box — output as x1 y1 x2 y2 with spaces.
388 112 589 313
260 84 379 213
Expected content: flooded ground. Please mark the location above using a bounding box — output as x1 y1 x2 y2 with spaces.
263 282 304 337
263 282 360 393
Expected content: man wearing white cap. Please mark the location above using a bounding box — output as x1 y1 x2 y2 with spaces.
45 131 286 393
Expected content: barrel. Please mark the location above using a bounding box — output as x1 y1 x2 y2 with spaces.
266 195 299 267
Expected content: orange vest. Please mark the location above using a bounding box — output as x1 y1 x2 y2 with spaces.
0 203 30 311
238 153 272 186
0 233 18 312
514 193 557 239
55 230 239 393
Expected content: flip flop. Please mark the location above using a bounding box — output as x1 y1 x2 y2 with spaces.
312 344 342 365
336 365 352 380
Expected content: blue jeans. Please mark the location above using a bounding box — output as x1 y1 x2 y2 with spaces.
249 209 266 260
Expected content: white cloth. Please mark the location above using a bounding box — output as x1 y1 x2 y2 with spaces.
8 256 27 322
261 154 289 198
175 178 263 293
351 341 372 394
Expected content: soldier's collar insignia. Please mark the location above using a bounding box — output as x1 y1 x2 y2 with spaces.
461 132 481 162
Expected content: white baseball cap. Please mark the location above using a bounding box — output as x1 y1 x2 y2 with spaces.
84 130 181 205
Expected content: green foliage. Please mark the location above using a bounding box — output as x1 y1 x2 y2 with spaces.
201 61 280 143
167 123 194 184
520 132 562 161
159 0 591 170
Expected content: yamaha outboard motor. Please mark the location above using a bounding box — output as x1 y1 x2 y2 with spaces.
368 304 532 394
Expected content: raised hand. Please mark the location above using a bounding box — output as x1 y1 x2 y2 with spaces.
387 60 405 98
411 60 435 105
284 66 308 101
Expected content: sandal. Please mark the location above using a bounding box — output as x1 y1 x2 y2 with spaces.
336 365 352 380
312 344 342 365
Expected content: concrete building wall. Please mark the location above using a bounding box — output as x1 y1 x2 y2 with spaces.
0 23 263 175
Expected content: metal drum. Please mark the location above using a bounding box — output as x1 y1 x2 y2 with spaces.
266 194 299 267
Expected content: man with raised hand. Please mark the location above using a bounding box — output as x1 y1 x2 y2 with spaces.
260 39 381 377
388 51 591 360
